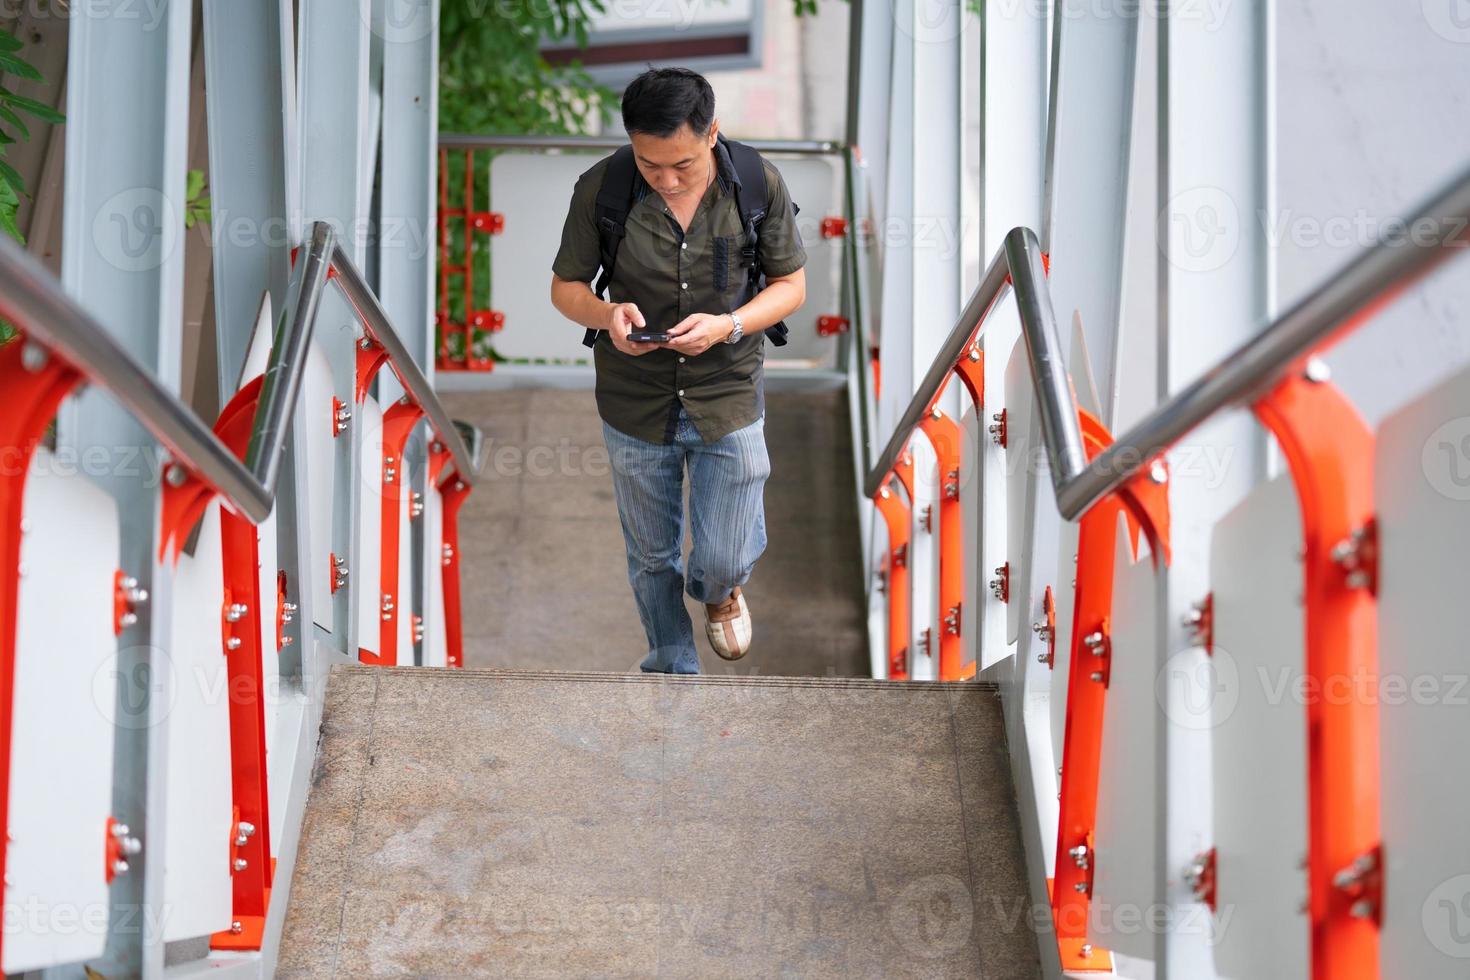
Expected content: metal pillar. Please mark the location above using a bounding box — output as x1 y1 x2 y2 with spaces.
1156 0 1273 976
59 0 195 973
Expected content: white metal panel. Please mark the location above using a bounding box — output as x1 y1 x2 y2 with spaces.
162 500 235 942
490 151 839 368
1048 517 1080 766
256 509 281 818
1376 363 1470 976
907 437 938 682
5 459 119 972
1209 475 1308 979
423 487 447 669
1004 336 1038 644
1090 517 1161 959
304 342 337 632
357 395 385 659
396 487 413 666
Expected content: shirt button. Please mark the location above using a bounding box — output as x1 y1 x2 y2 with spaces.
681 242 688 250
678 356 686 363
681 282 688 289
678 389 685 396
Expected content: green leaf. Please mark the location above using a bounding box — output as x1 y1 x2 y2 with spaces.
0 33 23 53
185 168 206 200
0 53 41 82
0 177 22 244
0 92 63 124
0 158 27 200
0 104 30 141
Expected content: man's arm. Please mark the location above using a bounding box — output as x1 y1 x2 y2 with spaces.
549 275 616 332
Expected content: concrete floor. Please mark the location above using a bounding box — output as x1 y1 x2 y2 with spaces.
277 665 1041 979
439 386 870 678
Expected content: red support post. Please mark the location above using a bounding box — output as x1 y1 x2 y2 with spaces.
0 338 82 971
370 399 426 667
1254 372 1380 980
917 407 965 681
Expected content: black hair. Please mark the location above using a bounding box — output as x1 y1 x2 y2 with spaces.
620 66 715 139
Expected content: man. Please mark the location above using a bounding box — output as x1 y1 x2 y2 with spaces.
549 67 807 674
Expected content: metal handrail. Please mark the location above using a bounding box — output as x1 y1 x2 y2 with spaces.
326 236 478 486
0 223 333 523
438 133 843 155
867 163 1470 521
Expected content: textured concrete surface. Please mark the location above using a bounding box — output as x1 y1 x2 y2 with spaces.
278 666 1040 978
440 387 869 678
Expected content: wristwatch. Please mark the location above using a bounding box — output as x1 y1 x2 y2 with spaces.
724 311 744 344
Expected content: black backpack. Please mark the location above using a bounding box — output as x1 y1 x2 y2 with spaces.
582 131 794 349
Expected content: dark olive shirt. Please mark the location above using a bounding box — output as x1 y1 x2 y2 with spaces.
551 139 806 444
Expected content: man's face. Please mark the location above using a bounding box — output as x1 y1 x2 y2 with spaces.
629 121 719 201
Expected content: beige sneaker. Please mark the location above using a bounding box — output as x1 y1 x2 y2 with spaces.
705 587 752 660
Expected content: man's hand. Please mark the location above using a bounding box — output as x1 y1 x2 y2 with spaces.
664 312 733 357
607 302 659 356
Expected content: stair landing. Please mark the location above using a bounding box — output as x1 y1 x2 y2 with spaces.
277 665 1041 978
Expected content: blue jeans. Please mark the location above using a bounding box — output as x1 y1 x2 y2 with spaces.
602 408 771 673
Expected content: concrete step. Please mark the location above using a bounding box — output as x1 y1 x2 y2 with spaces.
277 664 1041 978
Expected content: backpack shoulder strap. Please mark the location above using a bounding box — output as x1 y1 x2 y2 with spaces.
719 134 790 347
583 146 641 348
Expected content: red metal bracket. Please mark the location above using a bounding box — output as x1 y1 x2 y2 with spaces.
873 479 911 681
918 407 965 681
329 552 346 594
331 395 350 438
355 338 390 403
468 211 504 234
468 310 505 332
1187 848 1219 912
1051 407 1173 974
990 562 1009 604
1184 592 1213 654
820 216 848 238
816 315 850 337
988 408 1007 448
1254 372 1380 977
368 399 426 667
953 345 984 412
1036 586 1057 668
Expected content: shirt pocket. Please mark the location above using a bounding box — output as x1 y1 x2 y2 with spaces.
713 233 747 297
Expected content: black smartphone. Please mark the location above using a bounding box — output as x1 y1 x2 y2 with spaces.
627 330 671 344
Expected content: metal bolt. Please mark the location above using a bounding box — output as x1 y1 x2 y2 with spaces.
121 837 141 856
112 823 130 838
1350 899 1374 919
238 821 255 837
233 858 248 872
1149 460 1168 484
967 348 980 362
230 921 243 935
1090 671 1104 682
126 586 149 604
120 612 138 628
1080 944 1093 959
20 342 48 372
1037 650 1050 664
225 637 242 651
281 635 295 647
226 603 249 622
930 407 942 420
1303 357 1331 383
1074 882 1088 893
165 464 187 487
359 337 373 350
112 859 129 875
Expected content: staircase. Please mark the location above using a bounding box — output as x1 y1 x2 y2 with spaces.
276 665 1041 978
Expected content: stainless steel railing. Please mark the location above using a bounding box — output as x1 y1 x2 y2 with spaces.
0 217 479 524
866 163 1470 521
